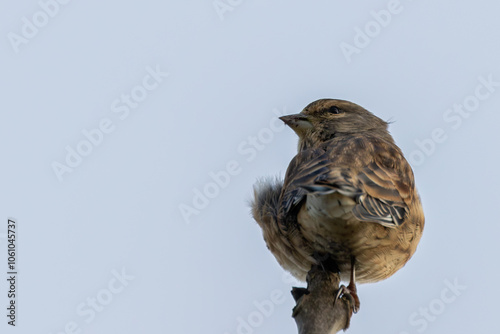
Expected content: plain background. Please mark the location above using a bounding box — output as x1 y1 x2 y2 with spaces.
1 0 499 333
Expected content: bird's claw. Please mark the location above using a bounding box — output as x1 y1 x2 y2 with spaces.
334 284 360 314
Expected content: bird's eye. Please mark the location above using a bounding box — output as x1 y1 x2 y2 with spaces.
326 106 342 114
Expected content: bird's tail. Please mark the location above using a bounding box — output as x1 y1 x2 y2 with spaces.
250 177 283 229
250 177 315 281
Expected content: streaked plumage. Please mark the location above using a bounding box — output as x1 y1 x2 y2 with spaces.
251 99 424 310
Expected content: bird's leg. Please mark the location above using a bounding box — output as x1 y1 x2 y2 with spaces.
312 251 330 272
347 256 360 312
334 257 360 313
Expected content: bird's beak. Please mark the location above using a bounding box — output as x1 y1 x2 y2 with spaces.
279 113 313 133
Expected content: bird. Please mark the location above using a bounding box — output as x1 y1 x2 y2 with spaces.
251 99 424 312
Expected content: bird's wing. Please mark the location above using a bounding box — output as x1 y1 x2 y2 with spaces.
278 148 330 229
280 137 415 228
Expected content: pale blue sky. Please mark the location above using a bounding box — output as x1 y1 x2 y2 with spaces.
1 1 499 333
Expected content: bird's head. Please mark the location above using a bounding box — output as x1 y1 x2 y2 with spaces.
280 99 392 150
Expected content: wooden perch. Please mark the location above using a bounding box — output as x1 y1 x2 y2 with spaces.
291 264 353 334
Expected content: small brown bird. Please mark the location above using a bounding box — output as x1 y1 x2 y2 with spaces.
251 99 424 312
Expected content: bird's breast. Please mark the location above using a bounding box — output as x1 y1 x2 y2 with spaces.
298 192 359 259
296 192 409 283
